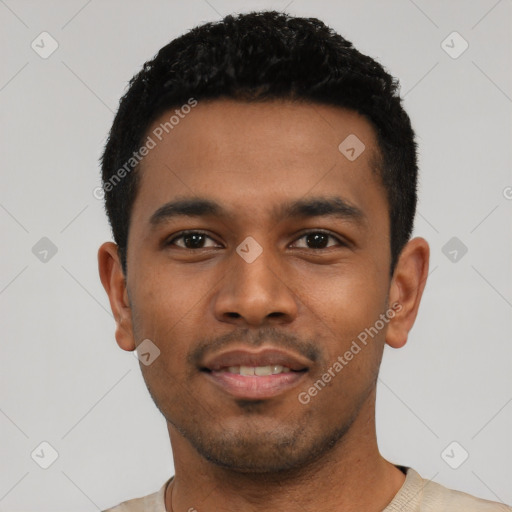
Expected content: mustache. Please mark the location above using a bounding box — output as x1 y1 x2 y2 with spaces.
188 326 322 368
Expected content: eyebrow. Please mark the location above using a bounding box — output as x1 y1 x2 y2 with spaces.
149 196 366 227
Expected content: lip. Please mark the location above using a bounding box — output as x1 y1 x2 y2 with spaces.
200 347 311 400
203 371 307 400
201 348 311 372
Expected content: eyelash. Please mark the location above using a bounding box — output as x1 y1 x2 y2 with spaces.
165 230 347 250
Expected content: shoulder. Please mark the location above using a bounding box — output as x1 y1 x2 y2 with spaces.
425 481 511 511
406 467 511 511
101 478 171 512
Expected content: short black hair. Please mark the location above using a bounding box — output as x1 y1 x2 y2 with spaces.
100 10 418 275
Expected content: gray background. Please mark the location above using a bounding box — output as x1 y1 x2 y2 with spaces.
1 0 511 510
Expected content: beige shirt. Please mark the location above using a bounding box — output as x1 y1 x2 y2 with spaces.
102 466 511 511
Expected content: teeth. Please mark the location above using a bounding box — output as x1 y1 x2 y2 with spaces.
224 365 291 375
240 366 255 376
255 366 272 376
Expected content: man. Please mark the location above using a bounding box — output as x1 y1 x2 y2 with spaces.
97 10 510 512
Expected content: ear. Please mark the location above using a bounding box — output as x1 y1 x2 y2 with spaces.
98 242 136 351
386 237 430 349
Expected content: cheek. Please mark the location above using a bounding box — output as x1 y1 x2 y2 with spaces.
299 261 388 327
130 266 205 333
296 263 389 386
129 267 217 376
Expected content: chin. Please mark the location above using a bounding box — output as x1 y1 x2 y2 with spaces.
183 422 350 475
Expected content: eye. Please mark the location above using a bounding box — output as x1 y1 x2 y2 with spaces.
165 231 221 249
291 231 345 250
165 230 346 251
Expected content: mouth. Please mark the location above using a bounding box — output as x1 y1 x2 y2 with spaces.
200 348 310 400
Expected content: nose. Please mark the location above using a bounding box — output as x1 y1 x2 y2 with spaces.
212 244 299 327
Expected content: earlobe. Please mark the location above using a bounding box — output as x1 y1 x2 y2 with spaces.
98 242 136 352
385 237 430 350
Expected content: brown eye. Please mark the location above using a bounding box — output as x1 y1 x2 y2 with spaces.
166 231 220 249
291 231 344 250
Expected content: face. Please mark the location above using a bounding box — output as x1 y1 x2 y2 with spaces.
99 99 428 474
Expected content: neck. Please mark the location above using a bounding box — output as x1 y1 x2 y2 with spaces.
165 389 405 512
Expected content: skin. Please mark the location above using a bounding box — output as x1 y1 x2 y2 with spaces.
98 99 429 512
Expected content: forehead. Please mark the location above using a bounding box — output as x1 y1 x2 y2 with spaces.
132 99 385 225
